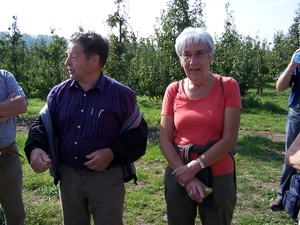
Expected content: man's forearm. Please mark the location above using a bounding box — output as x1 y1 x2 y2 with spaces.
0 95 27 117
276 63 298 91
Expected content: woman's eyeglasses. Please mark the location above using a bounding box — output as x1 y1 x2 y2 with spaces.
181 51 209 60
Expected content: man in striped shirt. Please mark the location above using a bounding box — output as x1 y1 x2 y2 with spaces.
24 32 148 225
0 69 27 225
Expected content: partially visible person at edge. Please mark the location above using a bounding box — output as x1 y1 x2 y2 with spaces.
24 31 148 225
0 69 27 225
285 133 300 225
269 48 300 211
286 133 300 170
159 27 242 225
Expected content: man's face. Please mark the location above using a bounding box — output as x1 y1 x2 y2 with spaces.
64 42 93 81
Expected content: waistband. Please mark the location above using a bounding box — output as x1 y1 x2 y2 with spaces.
67 163 117 173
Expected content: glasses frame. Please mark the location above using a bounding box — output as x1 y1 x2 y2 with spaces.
181 51 209 60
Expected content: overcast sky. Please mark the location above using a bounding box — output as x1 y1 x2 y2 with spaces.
0 0 299 42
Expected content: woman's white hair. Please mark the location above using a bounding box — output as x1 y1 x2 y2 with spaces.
175 27 215 58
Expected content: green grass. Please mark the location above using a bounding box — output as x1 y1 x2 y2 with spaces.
1 83 298 224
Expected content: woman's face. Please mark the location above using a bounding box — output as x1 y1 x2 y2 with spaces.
180 41 213 82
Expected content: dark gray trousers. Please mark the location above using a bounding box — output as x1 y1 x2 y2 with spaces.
0 144 25 225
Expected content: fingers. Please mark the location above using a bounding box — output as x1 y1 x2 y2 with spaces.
174 172 186 186
84 148 113 171
172 165 195 186
179 182 185 187
84 155 105 171
186 179 207 202
42 158 52 166
30 148 51 173
31 159 51 173
85 151 96 159
187 188 203 202
6 93 16 100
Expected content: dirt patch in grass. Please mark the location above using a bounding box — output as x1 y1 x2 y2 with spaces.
18 118 286 144
17 117 35 133
240 130 285 143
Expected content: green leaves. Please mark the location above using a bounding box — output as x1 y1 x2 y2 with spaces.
0 2 299 100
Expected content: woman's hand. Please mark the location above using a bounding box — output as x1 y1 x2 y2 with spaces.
185 177 207 202
172 160 201 186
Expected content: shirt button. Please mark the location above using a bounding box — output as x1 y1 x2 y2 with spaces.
81 109 84 113
78 125 80 128
74 156 77 159
74 142 77 145
83 94 86 97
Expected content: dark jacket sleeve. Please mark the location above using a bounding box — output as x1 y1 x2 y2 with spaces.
24 114 49 163
109 117 148 166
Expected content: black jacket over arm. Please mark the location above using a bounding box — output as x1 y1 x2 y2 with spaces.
109 117 148 165
24 114 49 161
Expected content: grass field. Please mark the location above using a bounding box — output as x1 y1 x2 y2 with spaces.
1 83 298 224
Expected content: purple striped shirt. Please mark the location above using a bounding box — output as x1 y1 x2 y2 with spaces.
47 73 136 169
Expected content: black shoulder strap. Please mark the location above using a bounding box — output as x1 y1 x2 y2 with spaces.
177 79 182 93
219 75 224 94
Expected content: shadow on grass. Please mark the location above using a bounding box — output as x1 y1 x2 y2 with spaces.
236 134 285 163
242 96 287 115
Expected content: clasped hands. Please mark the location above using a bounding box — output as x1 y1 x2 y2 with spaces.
172 160 207 202
30 147 114 173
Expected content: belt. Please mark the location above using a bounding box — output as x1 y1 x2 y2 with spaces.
0 141 24 157
73 163 116 172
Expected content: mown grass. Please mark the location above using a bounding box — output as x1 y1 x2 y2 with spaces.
1 83 298 224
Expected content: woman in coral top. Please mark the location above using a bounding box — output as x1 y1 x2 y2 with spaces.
159 27 242 225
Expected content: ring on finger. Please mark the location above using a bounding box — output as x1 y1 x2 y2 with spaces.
189 190 193 195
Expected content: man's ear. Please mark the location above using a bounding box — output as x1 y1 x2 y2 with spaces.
91 54 100 64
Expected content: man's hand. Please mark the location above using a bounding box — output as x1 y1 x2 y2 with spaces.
84 148 114 171
30 148 52 173
6 93 17 101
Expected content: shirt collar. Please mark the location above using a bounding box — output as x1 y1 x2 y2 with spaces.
68 71 105 92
